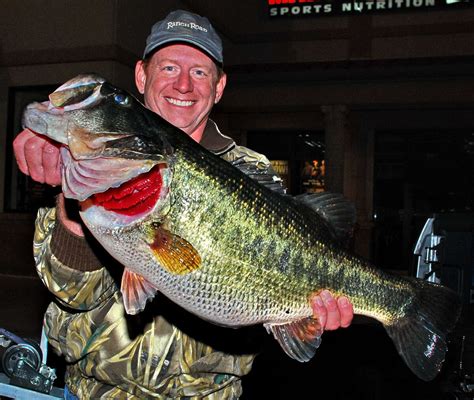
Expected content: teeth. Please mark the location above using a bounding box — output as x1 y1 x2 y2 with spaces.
166 98 194 107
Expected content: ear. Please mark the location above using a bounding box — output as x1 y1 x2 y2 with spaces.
214 73 227 104
135 60 147 94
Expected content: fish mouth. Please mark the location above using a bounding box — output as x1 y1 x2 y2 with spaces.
22 74 106 144
81 163 169 219
23 73 174 222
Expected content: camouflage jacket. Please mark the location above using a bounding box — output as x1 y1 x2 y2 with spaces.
34 120 278 399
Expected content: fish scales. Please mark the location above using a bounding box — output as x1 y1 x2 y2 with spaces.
160 141 413 327
21 74 462 381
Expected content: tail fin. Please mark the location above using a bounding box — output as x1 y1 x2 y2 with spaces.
385 279 462 381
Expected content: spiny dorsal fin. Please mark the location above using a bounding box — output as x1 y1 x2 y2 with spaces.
264 316 323 362
295 192 356 242
121 269 158 315
150 228 201 274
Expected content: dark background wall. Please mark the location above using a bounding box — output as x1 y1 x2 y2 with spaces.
0 1 472 398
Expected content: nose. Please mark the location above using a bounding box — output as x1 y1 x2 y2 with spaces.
173 71 193 93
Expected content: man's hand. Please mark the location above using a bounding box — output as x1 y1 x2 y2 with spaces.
13 129 62 186
56 193 85 237
311 290 354 330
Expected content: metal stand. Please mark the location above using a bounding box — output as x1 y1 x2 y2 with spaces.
0 372 63 399
0 327 64 399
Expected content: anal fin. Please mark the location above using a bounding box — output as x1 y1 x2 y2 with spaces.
121 268 158 315
264 316 323 362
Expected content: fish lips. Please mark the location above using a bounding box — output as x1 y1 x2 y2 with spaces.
24 100 168 161
23 100 172 203
22 101 68 145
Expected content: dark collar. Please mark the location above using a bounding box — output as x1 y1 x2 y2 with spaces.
200 119 235 155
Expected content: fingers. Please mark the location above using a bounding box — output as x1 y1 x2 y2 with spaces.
320 290 340 330
337 296 354 328
25 136 47 183
42 140 62 186
310 290 354 331
13 129 62 185
13 129 36 176
56 194 85 236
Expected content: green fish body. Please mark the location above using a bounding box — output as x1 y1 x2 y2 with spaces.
22 74 461 381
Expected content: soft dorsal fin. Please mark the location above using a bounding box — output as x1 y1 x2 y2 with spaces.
264 316 323 362
121 269 159 315
295 192 356 242
150 227 202 275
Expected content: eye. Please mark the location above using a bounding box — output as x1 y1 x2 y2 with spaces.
193 69 207 78
113 93 130 106
161 65 178 74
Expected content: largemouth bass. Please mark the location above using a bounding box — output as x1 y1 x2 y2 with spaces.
22 74 461 381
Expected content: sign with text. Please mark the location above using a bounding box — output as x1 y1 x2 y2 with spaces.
267 0 473 18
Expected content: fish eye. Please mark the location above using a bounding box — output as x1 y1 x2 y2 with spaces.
113 93 130 106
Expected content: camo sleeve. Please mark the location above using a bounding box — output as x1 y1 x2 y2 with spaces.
34 206 117 310
221 145 286 194
43 294 254 399
221 145 274 171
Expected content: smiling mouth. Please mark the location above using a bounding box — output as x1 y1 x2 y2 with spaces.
165 97 195 107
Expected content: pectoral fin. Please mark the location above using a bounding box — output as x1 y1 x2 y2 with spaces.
150 228 201 275
264 316 323 362
121 269 158 315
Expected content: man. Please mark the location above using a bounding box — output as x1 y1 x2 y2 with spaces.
13 10 353 399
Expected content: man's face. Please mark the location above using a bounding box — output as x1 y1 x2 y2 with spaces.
135 44 226 140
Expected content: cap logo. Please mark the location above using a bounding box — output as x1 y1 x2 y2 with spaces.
144 10 223 62
167 21 208 33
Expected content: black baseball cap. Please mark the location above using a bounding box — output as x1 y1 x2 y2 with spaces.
143 10 223 65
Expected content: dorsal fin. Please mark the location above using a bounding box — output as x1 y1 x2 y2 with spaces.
295 192 356 242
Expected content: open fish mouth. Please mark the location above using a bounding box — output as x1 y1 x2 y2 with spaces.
22 74 173 209
58 144 163 202
77 161 172 230
85 164 166 217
